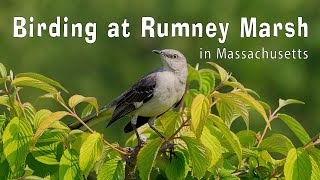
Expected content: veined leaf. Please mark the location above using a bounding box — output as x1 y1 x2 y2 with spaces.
59 149 83 180
184 89 200 108
0 95 10 108
208 114 242 165
23 102 36 125
190 94 210 138
278 114 311 145
224 81 246 93
33 111 69 145
16 72 68 93
165 151 188 180
68 95 99 115
32 129 65 165
97 159 124 180
236 130 257 148
33 110 52 129
137 137 163 180
0 114 7 139
230 91 269 129
159 111 181 139
208 62 228 82
187 64 200 84
260 134 294 156
307 147 320 170
198 69 215 95
2 117 33 171
279 98 304 108
79 132 103 177
214 93 249 128
284 148 311 180
12 77 58 94
201 125 222 168
181 133 208 179
81 104 94 118
310 155 320 180
0 63 7 78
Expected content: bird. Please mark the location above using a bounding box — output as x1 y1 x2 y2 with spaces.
69 49 188 145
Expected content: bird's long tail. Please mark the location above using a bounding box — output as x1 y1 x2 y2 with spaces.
68 104 115 131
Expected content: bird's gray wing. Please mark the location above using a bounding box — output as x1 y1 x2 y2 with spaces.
107 72 157 127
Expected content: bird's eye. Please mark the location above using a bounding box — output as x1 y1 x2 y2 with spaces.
173 54 178 59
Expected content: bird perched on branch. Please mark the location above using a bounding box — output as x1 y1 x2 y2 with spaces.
69 49 188 146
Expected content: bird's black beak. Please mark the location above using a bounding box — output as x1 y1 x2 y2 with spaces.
152 50 162 55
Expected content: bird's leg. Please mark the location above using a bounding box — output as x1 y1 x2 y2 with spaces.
148 117 165 139
131 116 144 147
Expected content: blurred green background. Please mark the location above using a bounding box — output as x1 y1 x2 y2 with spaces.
0 0 319 146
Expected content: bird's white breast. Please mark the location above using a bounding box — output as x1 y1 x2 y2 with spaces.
134 70 186 117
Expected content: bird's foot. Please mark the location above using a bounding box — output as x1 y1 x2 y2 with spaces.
160 141 177 162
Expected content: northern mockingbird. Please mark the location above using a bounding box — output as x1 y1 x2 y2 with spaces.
70 49 188 145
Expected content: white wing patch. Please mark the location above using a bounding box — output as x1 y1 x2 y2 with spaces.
133 101 143 108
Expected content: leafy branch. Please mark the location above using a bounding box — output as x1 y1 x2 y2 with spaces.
0 62 318 180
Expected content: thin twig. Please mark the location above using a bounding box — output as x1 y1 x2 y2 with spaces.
57 98 128 155
303 132 320 149
256 109 278 147
169 115 190 140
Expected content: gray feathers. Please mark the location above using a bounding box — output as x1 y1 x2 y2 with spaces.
106 71 157 127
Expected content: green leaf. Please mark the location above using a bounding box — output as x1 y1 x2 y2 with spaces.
33 111 69 145
16 72 68 93
190 94 210 138
165 151 188 180
0 114 7 139
0 63 7 78
224 81 247 92
278 114 311 145
208 62 228 82
0 95 10 108
187 64 200 84
310 155 320 180
24 102 36 125
2 117 33 171
201 125 222 168
236 130 257 148
279 98 304 108
79 132 103 176
81 104 94 118
307 147 320 170
181 133 208 179
208 114 242 165
184 89 199 108
260 134 294 156
230 91 269 129
214 93 249 128
70 131 90 154
259 101 271 111
198 69 215 95
59 149 83 180
0 158 10 180
137 138 163 180
284 148 311 180
11 77 58 94
33 110 52 129
32 129 65 165
160 111 181 139
97 159 124 180
68 95 99 115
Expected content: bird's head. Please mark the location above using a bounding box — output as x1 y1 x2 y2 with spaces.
152 49 187 71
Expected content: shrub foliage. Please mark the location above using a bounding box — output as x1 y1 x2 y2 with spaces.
0 62 319 180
